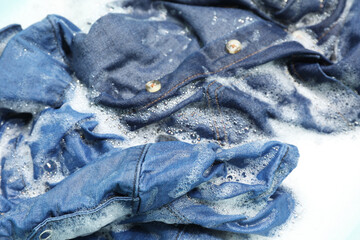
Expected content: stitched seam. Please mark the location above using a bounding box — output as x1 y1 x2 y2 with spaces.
185 193 201 204
135 144 151 213
140 72 205 110
164 205 184 223
206 80 221 142
132 145 147 211
317 21 339 41
317 0 347 42
139 44 276 110
214 84 228 145
165 204 192 224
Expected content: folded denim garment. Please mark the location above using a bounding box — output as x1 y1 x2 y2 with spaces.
0 0 359 239
0 104 299 239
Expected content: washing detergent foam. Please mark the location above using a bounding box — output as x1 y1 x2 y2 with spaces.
1 0 360 239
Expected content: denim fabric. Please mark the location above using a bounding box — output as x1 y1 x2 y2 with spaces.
0 16 79 108
69 0 360 138
0 114 298 239
0 0 359 239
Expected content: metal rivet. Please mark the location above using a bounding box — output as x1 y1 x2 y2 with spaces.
39 230 52 240
145 80 161 93
226 39 242 54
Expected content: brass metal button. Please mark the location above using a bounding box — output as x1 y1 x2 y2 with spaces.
226 39 242 54
145 80 161 93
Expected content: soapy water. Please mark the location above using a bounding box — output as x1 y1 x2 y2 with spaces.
23 199 132 240
1 0 360 239
7 65 357 237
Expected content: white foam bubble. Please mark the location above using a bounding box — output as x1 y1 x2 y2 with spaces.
190 191 268 219
169 144 214 198
209 145 280 187
0 126 22 195
148 6 168 22
36 199 131 240
2 1 360 239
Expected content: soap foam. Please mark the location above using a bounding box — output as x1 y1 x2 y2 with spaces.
2 0 360 239
209 145 280 187
212 60 360 133
32 199 131 240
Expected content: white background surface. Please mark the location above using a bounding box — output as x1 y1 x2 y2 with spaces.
1 0 360 239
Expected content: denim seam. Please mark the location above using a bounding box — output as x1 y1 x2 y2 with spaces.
316 0 345 41
132 144 150 213
164 205 185 223
165 204 192 224
140 44 276 110
206 81 227 145
317 21 339 41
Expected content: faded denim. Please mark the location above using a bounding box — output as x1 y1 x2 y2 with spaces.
1 0 359 239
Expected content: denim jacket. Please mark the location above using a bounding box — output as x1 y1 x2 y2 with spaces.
0 0 359 239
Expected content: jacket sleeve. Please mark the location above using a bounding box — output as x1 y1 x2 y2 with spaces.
0 140 298 239
0 15 80 108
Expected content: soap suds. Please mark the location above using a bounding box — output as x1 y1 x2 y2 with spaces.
1 0 360 239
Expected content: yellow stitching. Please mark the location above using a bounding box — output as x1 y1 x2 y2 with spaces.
317 0 345 42
139 44 276 110
317 22 339 41
215 45 272 73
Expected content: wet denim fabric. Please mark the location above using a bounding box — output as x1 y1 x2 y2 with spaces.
1 0 360 239
0 105 298 239
69 0 360 138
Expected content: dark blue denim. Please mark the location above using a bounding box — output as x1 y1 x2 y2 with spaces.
68 0 360 138
0 0 359 239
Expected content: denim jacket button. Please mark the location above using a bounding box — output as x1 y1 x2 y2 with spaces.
145 80 161 93
226 39 242 54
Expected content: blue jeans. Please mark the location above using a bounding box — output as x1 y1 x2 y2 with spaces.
0 0 359 239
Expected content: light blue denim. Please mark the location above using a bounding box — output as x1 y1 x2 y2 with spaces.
1 0 359 239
